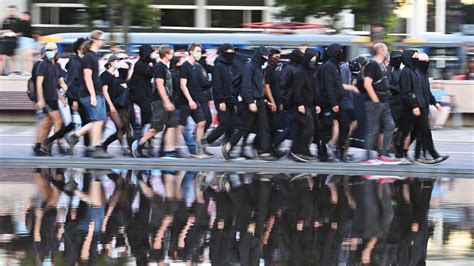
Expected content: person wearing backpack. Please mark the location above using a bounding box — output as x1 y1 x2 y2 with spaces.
41 38 90 156
34 42 69 156
221 46 277 161
362 43 398 165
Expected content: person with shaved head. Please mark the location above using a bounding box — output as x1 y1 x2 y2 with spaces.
362 43 399 165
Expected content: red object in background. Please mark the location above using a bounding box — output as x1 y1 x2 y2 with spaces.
242 21 324 30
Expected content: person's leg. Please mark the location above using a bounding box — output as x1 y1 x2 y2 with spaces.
205 105 231 144
200 101 212 132
255 100 273 155
291 108 314 157
364 101 382 160
380 102 396 157
417 112 439 159
396 109 414 159
336 109 350 160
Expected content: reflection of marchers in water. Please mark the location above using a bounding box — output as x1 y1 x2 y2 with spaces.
25 168 440 265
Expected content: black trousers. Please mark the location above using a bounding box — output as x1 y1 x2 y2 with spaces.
130 99 152 140
334 109 351 156
229 99 272 154
274 109 295 146
206 102 235 144
414 112 439 159
314 107 334 160
291 107 314 156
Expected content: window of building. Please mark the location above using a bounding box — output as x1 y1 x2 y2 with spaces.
211 10 243 28
161 9 195 27
59 7 87 25
40 7 53 24
251 10 262 22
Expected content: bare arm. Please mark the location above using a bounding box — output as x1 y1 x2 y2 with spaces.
83 69 96 99
36 75 45 108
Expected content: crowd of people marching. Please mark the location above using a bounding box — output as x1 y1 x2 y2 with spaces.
32 30 449 165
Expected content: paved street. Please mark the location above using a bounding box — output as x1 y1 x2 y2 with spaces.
0 123 473 177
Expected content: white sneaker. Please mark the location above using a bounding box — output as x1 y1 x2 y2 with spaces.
361 159 383 165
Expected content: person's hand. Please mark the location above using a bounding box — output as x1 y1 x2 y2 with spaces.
298 105 306 114
189 100 197 110
435 103 442 111
72 101 79 111
90 96 97 107
249 103 257 113
164 101 175 112
110 106 117 113
332 105 339 113
267 101 277 113
219 102 226 112
412 107 421 117
36 100 45 110
315 106 321 114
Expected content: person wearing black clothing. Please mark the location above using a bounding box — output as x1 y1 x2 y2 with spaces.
34 42 69 156
41 38 89 155
264 49 282 142
222 46 277 161
177 43 212 158
205 43 236 145
132 45 178 158
18 11 34 73
65 30 110 158
362 43 398 164
129 44 158 140
318 44 346 162
387 51 402 125
0 5 20 75
412 53 449 164
99 55 128 153
289 49 319 162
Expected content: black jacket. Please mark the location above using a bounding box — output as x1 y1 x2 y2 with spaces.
280 49 303 110
65 55 87 100
319 44 345 107
399 50 423 111
291 49 319 108
387 65 401 95
416 65 437 112
212 55 234 104
130 45 154 102
241 46 269 104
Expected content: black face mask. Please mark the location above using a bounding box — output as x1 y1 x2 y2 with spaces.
118 68 129 80
337 50 345 62
418 61 430 73
390 57 402 69
412 58 419 68
222 51 235 62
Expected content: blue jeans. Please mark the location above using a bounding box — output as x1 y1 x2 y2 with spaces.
79 95 106 121
364 101 395 159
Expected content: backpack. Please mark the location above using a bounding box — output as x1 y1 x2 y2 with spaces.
27 61 41 102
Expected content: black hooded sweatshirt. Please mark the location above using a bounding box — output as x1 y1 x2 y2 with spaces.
291 49 319 108
416 62 437 112
387 51 402 95
280 49 303 110
130 44 154 101
212 55 234 104
319 44 345 108
399 50 424 111
241 46 269 104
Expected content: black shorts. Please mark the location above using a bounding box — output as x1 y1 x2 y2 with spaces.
178 103 205 126
344 109 357 122
44 99 59 113
0 38 17 56
151 100 178 131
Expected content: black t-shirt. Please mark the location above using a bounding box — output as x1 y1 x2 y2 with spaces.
264 66 282 106
2 16 19 33
364 60 390 101
179 61 205 105
36 59 64 101
18 20 32 38
153 61 173 102
81 51 102 96
100 71 120 100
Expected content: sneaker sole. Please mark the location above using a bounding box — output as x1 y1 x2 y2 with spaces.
290 152 309 163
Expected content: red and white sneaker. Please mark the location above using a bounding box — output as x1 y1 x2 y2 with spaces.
377 156 401 165
361 159 383 165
